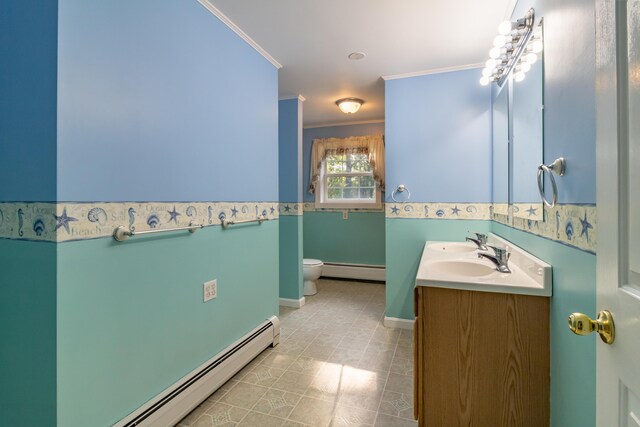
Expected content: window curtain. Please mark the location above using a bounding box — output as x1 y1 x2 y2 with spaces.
309 134 385 194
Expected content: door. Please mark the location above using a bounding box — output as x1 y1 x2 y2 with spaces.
595 0 640 425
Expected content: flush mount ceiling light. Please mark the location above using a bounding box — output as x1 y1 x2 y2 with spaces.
348 52 366 60
336 98 364 114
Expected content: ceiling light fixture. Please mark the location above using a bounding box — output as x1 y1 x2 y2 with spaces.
336 98 364 114
348 52 366 60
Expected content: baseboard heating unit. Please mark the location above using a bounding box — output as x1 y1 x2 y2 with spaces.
113 316 280 427
321 262 386 282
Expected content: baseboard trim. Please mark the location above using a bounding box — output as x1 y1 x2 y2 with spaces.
384 316 415 330
279 297 306 308
321 263 385 282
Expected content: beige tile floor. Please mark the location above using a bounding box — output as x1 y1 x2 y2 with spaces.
177 279 417 427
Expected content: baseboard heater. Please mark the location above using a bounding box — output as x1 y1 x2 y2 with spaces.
113 316 280 427
321 262 386 282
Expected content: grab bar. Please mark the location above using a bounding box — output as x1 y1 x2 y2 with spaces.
221 216 267 229
113 223 204 242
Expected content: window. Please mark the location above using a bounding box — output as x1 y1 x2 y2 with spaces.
315 150 382 209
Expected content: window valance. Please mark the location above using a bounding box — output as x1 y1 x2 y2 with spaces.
309 134 385 194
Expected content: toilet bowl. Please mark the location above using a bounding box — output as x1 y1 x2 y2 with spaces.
303 258 323 296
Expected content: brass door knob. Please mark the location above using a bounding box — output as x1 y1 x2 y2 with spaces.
568 310 615 344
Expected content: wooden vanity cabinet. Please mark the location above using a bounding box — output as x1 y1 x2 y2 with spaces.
414 286 550 426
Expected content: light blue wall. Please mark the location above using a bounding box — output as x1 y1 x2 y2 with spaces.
278 99 304 300
0 2 58 202
0 240 57 426
303 122 385 202
52 1 280 426
302 122 386 267
385 69 492 203
57 0 278 202
279 99 303 203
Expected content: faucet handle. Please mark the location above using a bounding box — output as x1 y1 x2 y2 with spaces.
474 233 488 244
486 245 510 261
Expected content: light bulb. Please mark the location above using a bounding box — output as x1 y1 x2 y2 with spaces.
480 76 490 86
515 71 526 82
485 58 498 69
489 47 501 59
482 67 493 77
520 62 531 73
498 20 513 35
526 53 538 64
531 40 543 53
493 35 507 48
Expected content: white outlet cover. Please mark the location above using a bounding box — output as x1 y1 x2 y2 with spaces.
203 280 217 302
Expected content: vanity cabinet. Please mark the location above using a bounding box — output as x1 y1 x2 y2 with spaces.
414 286 550 426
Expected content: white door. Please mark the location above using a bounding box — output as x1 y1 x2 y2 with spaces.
595 0 640 425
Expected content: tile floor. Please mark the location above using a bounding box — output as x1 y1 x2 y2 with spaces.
177 279 417 427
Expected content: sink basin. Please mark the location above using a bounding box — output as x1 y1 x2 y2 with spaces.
428 260 496 277
427 242 477 253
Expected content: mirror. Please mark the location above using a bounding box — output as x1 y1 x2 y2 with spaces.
492 84 509 215
491 20 544 220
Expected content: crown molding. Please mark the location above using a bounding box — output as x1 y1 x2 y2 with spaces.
279 95 306 102
304 119 385 130
198 0 282 69
381 63 484 81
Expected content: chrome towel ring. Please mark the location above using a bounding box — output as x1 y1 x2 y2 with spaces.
537 157 565 208
391 184 411 202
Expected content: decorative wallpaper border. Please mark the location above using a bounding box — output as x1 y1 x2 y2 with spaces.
492 203 596 254
303 202 385 213
279 203 303 216
385 203 492 220
0 202 279 243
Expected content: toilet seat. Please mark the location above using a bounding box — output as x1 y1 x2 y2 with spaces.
303 258 323 266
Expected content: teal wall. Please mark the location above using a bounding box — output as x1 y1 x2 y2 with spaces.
0 240 57 425
491 223 596 427
304 211 386 266
279 216 303 299
57 224 278 426
385 219 491 318
278 99 304 300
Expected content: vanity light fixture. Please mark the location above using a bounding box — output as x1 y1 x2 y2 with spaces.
480 8 539 86
336 98 364 114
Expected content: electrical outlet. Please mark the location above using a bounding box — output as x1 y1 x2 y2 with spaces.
203 280 217 302
342 210 349 220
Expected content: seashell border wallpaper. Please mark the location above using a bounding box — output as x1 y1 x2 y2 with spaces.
0 202 279 243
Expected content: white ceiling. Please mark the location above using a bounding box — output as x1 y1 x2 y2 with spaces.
208 0 515 127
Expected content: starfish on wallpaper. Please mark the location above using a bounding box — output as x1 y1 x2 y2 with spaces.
284 204 291 212
527 206 538 217
451 206 461 216
391 205 400 215
55 208 78 234
579 211 593 241
231 206 238 217
270 206 276 214
167 206 181 223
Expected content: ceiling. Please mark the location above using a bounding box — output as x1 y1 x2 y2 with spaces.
208 0 515 127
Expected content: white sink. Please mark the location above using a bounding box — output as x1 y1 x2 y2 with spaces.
428 260 496 277
416 233 552 297
426 242 477 253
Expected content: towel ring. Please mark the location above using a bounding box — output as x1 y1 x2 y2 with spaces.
391 184 411 202
537 157 565 208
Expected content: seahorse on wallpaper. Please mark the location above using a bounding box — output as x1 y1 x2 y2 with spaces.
18 208 24 236
128 207 136 231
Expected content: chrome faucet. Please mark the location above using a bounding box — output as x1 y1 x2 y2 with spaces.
466 233 488 250
478 245 511 273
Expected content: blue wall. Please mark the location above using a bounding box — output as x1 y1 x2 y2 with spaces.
279 98 304 300
385 69 492 203
53 1 280 426
57 0 278 202
0 2 58 202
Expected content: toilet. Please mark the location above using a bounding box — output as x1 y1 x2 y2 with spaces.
303 258 323 296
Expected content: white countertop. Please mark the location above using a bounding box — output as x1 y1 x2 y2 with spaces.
415 233 552 297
